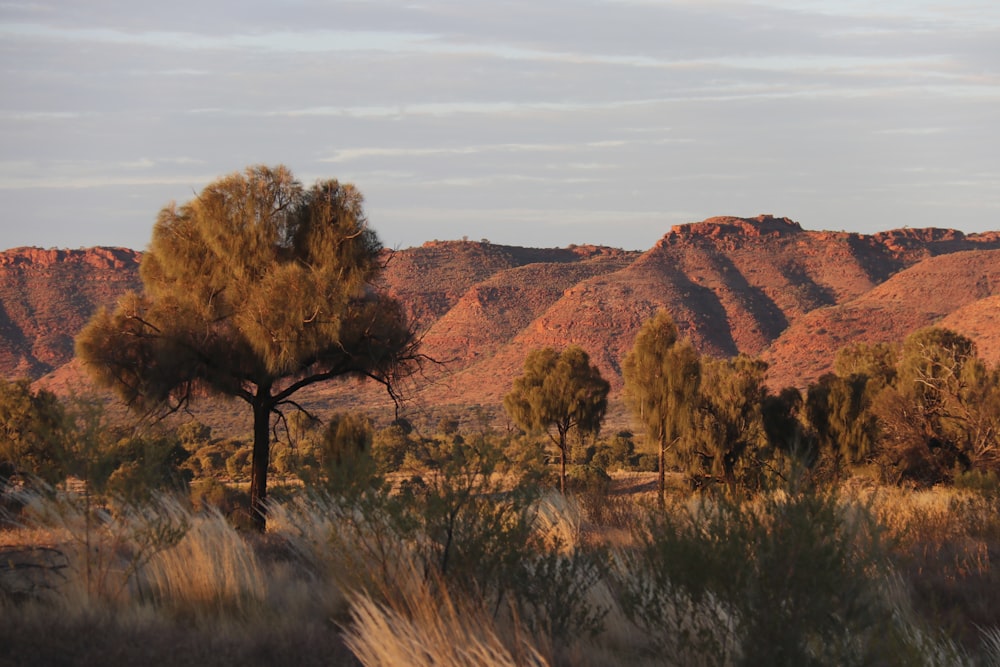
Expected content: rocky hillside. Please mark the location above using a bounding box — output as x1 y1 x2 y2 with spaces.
401 217 1000 408
6 216 1000 421
0 247 141 378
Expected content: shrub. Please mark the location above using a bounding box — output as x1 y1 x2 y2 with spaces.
618 484 909 665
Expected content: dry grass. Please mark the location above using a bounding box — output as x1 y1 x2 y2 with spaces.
3 478 1000 666
862 485 1000 650
343 571 548 667
143 510 264 614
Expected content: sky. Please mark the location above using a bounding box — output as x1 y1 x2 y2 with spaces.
1 1 998 252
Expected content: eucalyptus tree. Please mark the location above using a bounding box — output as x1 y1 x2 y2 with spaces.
504 346 609 494
622 311 701 503
77 165 417 529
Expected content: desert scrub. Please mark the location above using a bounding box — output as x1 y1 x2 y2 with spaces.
11 488 190 607
871 485 1000 651
617 484 918 666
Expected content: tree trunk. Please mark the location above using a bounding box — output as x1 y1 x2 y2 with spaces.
558 430 567 496
658 432 667 507
249 387 272 532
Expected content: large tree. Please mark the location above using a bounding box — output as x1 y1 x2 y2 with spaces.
504 346 609 495
76 165 417 529
622 311 700 504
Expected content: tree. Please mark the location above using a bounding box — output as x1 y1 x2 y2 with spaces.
622 311 700 504
762 386 816 477
0 378 68 486
504 346 609 494
686 355 768 488
873 327 997 483
833 341 897 390
305 412 378 498
805 373 879 481
76 165 417 530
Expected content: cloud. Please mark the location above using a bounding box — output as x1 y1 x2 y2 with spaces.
321 140 637 163
2 0 999 250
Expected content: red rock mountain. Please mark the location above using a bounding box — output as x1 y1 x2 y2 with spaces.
4 216 1000 422
0 247 141 378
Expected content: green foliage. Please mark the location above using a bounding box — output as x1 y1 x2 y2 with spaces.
834 341 898 390
620 485 901 665
873 327 1000 484
104 435 192 503
684 354 769 488
225 446 252 481
302 412 379 499
515 542 611 643
75 165 417 529
761 386 813 462
371 422 413 474
953 468 1000 498
622 311 701 502
0 379 68 486
175 421 212 448
403 436 539 591
806 373 879 480
591 431 638 471
504 346 610 494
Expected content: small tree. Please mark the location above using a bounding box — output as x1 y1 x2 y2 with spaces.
76 165 417 530
504 346 609 494
0 378 68 486
873 327 998 482
622 311 701 504
686 355 768 488
806 373 879 480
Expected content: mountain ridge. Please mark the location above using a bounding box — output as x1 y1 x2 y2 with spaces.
4 216 999 422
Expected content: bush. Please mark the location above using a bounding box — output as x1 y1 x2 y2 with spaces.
104 436 192 503
619 484 909 665
591 431 638 471
567 464 611 496
371 424 411 473
953 468 1000 498
189 478 249 518
635 453 658 473
225 447 252 481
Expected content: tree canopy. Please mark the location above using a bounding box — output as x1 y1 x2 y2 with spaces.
503 346 609 494
76 165 417 529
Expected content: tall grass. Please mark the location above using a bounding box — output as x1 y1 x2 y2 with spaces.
143 509 264 614
4 479 1000 666
343 572 548 667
